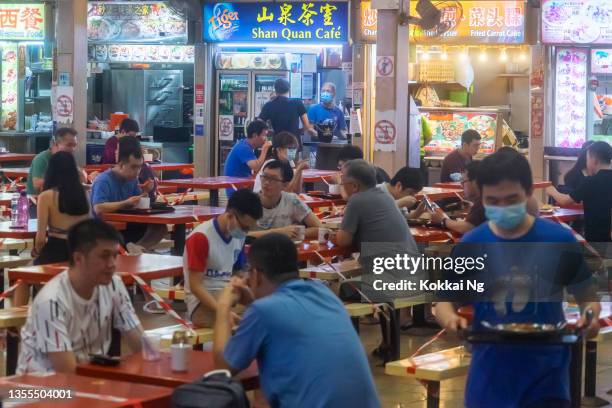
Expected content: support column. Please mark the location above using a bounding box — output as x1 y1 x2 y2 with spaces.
54 0 88 165
193 39 212 178
372 1 410 176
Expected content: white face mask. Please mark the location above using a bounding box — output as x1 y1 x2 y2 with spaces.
287 148 297 161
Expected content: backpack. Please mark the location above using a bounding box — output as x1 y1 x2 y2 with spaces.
171 369 251 408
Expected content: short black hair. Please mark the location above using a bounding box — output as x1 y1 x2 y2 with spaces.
274 78 290 94
54 127 77 141
272 131 298 149
248 233 299 283
477 149 533 192
461 129 482 146
68 219 123 265
465 161 481 182
390 167 423 192
119 118 139 134
118 135 143 163
337 145 363 163
263 159 294 183
587 141 612 164
247 119 268 139
227 189 263 220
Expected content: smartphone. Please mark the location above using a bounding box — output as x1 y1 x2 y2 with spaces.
89 354 121 366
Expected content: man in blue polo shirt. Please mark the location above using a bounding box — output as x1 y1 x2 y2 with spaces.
434 149 601 408
308 82 347 139
224 119 271 198
213 233 380 408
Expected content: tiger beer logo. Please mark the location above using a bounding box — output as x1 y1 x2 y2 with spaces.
207 3 240 41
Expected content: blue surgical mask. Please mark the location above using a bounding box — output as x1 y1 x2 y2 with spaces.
287 148 297 161
484 202 527 230
230 228 247 240
320 91 333 104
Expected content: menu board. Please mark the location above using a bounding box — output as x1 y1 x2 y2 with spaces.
555 48 587 148
409 0 525 44
592 49 612 74
543 0 612 44
423 111 497 155
88 2 187 44
1 44 18 131
215 53 286 70
204 2 349 44
89 45 194 63
0 4 45 41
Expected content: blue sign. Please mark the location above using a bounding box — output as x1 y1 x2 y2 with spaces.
203 2 349 44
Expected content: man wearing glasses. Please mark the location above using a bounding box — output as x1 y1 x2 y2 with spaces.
183 189 263 328
248 160 322 240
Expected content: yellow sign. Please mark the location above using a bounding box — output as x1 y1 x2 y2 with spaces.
359 1 378 43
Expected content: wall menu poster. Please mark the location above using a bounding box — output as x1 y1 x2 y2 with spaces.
592 49 612 74
423 112 497 155
1 43 18 131
88 2 187 44
409 0 525 44
89 44 194 63
542 0 612 44
554 48 587 148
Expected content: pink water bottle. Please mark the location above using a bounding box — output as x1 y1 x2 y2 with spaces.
17 189 29 228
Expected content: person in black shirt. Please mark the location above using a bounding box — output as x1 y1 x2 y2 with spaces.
562 140 594 193
547 141 612 243
258 78 315 145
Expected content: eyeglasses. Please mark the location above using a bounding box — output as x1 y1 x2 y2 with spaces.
261 174 284 184
232 212 250 232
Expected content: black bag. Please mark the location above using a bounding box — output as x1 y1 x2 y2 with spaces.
172 369 250 408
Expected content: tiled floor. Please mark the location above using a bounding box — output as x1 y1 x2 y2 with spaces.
136 300 612 408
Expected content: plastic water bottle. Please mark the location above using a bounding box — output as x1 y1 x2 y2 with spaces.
9 192 19 227
17 189 29 228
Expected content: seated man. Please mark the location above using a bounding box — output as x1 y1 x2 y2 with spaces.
224 119 272 199
248 160 322 240
101 118 139 164
213 233 380 408
336 144 390 184
91 137 164 252
17 219 142 374
440 129 481 183
377 166 427 218
184 189 263 328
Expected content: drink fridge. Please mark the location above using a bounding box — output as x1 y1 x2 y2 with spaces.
214 53 289 175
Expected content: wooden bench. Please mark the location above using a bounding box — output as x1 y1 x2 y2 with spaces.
0 255 32 294
0 239 32 254
145 324 213 349
157 191 210 204
0 306 29 376
155 287 185 301
386 346 471 408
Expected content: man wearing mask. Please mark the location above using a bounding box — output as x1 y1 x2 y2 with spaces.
434 150 600 408
308 82 347 139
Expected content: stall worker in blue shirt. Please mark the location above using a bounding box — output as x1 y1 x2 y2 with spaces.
307 82 347 139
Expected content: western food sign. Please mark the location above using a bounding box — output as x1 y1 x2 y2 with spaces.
204 2 349 44
0 4 45 41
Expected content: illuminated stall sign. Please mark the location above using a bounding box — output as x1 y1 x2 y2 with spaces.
203 2 349 44
360 1 378 43
543 0 612 44
88 2 187 44
0 4 45 41
409 0 525 44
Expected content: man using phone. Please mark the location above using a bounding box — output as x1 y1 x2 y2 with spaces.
17 220 143 374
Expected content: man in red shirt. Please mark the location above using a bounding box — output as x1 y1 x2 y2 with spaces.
440 129 481 182
101 118 139 164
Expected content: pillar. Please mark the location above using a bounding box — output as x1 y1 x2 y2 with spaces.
54 0 88 165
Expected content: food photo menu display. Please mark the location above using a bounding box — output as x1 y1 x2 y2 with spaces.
554 48 587 148
543 0 612 44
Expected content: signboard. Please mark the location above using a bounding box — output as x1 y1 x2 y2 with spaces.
374 111 397 152
0 4 45 41
203 2 349 44
409 0 525 44
89 44 194 63
360 1 378 43
88 2 187 44
592 49 612 74
376 56 395 78
52 86 74 125
195 84 205 104
554 48 587 148
219 115 234 141
1 43 18 131
542 0 612 45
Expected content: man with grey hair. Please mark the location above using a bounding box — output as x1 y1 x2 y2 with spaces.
334 159 419 361
308 82 347 139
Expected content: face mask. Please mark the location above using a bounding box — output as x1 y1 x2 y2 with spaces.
230 227 246 240
320 91 333 104
484 202 527 230
287 148 297 161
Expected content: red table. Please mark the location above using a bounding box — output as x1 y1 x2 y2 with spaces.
77 350 259 391
417 187 464 201
86 162 194 173
0 373 172 407
8 253 183 285
410 226 458 243
542 208 584 223
301 169 338 184
296 241 353 262
101 205 225 255
0 167 29 180
0 153 35 164
159 177 254 206
0 219 37 239
434 181 553 190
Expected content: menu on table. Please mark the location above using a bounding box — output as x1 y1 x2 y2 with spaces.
543 0 612 44
554 48 587 148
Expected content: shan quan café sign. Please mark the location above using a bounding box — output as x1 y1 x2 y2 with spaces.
204 2 349 44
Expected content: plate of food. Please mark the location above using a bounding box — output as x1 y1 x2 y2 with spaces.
539 204 557 214
542 0 572 27
481 321 567 338
569 20 600 44
583 0 612 24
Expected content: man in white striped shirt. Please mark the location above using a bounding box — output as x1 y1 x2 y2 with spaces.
17 219 143 374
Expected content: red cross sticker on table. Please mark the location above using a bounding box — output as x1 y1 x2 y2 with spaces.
375 120 396 144
56 95 73 117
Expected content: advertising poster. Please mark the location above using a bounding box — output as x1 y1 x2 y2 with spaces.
423 111 497 155
554 48 587 148
204 2 349 44
542 0 612 44
1 43 19 131
0 4 45 40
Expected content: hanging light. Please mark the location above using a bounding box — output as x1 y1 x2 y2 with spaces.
519 46 528 61
500 47 508 62
459 46 469 61
441 46 448 61
422 47 431 60
479 46 488 62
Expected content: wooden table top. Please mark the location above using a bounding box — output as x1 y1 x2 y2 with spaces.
541 208 584 223
0 306 29 329
101 205 225 225
385 346 470 381
301 169 338 183
0 153 35 163
159 176 254 190
0 373 172 407
295 241 353 262
299 259 362 281
417 187 464 201
8 254 183 285
85 162 194 173
0 219 37 239
0 167 29 179
434 181 553 190
77 350 259 390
